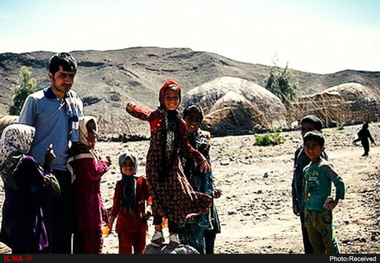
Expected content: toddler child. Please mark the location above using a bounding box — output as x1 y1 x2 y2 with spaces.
108 151 152 254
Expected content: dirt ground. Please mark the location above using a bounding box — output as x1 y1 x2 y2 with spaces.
1 122 379 254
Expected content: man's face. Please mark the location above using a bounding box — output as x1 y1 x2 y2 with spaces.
49 66 76 97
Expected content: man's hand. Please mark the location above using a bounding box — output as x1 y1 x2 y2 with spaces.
44 144 56 165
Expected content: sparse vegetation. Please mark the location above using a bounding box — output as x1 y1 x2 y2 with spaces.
8 66 37 115
254 130 285 146
337 122 344 130
265 61 301 109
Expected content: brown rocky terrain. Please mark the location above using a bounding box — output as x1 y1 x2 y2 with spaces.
1 47 380 137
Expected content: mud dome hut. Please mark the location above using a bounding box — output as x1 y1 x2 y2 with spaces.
0 115 19 136
182 76 288 136
298 83 380 127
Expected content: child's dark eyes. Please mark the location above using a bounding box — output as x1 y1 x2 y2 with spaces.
304 143 320 150
164 96 179 101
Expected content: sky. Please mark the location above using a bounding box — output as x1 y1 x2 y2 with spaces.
0 0 379 74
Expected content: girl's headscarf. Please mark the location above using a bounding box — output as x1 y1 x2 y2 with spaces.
119 151 138 217
78 116 98 147
0 124 36 189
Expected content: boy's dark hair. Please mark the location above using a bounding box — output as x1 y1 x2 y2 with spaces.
303 130 325 147
301 115 323 131
182 104 204 121
49 52 78 75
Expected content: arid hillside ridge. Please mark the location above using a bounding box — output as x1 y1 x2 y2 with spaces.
1 47 380 137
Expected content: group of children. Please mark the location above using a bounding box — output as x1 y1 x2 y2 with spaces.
1 77 376 254
120 80 221 253
292 115 376 254
65 79 221 254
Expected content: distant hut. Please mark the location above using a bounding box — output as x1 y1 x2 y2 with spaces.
182 76 288 135
326 83 380 124
202 91 269 136
0 115 19 136
298 83 380 126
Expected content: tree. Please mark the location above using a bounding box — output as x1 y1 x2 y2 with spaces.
265 62 301 109
8 66 37 115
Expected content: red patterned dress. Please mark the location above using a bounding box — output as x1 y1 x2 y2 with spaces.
126 82 211 224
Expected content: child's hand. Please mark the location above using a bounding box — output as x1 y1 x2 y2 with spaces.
106 156 112 166
184 213 199 221
126 101 136 112
100 156 112 166
324 198 339 211
43 174 55 185
200 159 211 174
292 198 300 216
214 188 222 199
106 222 113 232
143 210 152 220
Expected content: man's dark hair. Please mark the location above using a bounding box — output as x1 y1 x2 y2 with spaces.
303 130 325 147
48 52 77 75
301 115 323 131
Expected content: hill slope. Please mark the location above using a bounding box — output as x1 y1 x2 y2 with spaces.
1 47 379 136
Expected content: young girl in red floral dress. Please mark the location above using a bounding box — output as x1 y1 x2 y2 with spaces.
125 79 212 249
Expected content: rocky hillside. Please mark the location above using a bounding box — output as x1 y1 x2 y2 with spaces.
1 47 379 137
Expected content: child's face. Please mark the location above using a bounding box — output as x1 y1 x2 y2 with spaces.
304 140 325 163
301 122 316 137
164 88 180 111
184 112 202 133
122 157 136 176
86 119 97 148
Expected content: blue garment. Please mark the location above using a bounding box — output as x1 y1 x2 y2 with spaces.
18 87 83 171
178 130 217 254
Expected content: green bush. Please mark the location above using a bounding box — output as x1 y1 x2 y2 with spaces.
336 122 344 130
8 66 37 115
255 131 285 146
